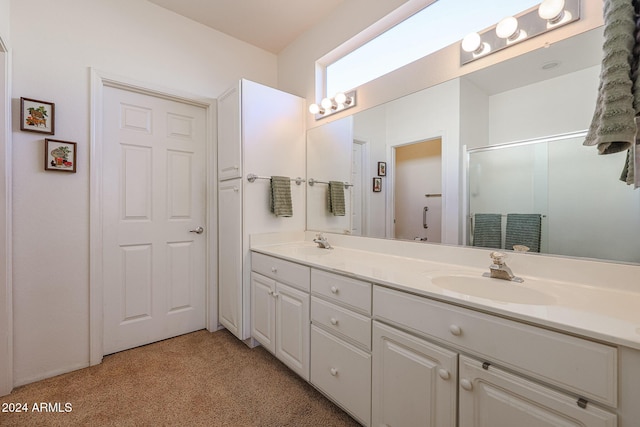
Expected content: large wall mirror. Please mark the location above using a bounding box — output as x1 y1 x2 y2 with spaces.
306 27 640 265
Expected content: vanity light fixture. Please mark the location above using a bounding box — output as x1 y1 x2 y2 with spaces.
461 32 490 57
496 17 526 43
460 0 580 65
539 0 571 26
309 90 357 120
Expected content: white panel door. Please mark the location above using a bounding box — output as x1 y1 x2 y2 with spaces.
103 86 206 354
275 282 309 381
459 356 617 427
372 321 457 427
217 179 243 338
250 272 275 353
217 83 241 181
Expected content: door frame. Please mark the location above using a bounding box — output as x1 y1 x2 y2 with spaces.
387 134 444 240
89 69 217 365
0 38 13 396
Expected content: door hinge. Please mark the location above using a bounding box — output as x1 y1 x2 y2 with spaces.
577 398 588 409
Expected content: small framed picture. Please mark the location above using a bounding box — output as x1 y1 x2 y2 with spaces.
44 139 76 173
20 97 55 135
373 177 382 192
378 161 386 176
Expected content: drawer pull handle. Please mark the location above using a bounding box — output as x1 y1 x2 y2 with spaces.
330 317 339 326
438 369 450 380
271 267 277 273
267 290 273 296
330 368 338 376
272 292 279 298
330 286 339 294
449 324 462 336
460 379 473 391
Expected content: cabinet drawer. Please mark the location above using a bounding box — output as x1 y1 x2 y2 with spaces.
374 286 618 407
311 325 371 426
459 356 617 426
311 296 371 350
251 252 310 292
311 269 371 315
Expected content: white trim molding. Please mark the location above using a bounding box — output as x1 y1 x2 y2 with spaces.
0 40 13 397
89 69 217 365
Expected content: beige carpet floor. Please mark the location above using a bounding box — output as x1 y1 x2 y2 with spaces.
0 329 360 426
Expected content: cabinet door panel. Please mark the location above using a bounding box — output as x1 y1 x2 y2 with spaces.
276 282 310 381
459 356 616 427
218 180 243 338
250 273 276 353
217 83 241 180
372 321 457 427
311 325 371 426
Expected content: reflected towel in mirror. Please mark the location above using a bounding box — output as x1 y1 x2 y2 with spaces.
472 214 502 249
505 214 542 253
328 181 346 216
270 176 293 217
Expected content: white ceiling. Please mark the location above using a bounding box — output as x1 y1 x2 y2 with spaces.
146 0 346 53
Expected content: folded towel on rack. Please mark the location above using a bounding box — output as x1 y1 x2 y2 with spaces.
505 214 542 253
270 176 293 217
328 181 346 216
472 214 502 249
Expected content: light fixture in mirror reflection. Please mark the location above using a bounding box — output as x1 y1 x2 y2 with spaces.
306 27 640 265
309 90 357 120
460 0 580 64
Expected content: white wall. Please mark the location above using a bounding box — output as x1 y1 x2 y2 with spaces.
11 0 277 386
487 66 600 144
0 0 9 47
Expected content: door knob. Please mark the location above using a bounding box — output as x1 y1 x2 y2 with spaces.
189 226 204 234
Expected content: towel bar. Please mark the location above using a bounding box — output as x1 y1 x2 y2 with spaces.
246 174 305 186
308 178 353 188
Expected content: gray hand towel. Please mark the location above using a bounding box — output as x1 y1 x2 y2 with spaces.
270 176 293 217
472 214 502 249
505 214 542 253
584 0 637 155
328 181 346 216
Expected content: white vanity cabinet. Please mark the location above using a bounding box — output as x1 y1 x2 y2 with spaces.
372 321 457 427
373 285 619 426
309 269 372 426
250 253 310 380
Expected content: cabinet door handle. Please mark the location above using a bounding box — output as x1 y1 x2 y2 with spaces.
330 317 339 326
272 292 279 298
330 286 339 294
449 324 462 336
460 378 473 391
330 368 338 376
233 186 239 192
267 290 274 296
438 369 450 380
271 267 278 273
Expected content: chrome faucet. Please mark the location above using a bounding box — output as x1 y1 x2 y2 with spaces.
313 233 333 249
486 251 523 283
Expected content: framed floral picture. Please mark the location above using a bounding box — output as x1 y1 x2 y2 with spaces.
44 139 76 173
21 97 55 134
377 161 386 176
373 177 382 192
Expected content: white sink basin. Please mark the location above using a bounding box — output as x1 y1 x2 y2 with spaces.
429 274 556 305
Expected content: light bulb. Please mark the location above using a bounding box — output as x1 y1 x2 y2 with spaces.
308 103 324 115
496 16 519 40
538 0 565 22
461 32 482 54
334 92 347 105
321 97 334 110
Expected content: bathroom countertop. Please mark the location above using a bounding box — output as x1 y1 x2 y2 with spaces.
251 240 640 350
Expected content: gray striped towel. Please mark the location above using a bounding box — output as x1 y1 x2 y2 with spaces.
270 176 293 217
472 214 502 249
505 214 542 253
328 181 345 216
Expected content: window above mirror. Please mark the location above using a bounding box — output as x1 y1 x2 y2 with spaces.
323 0 541 96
